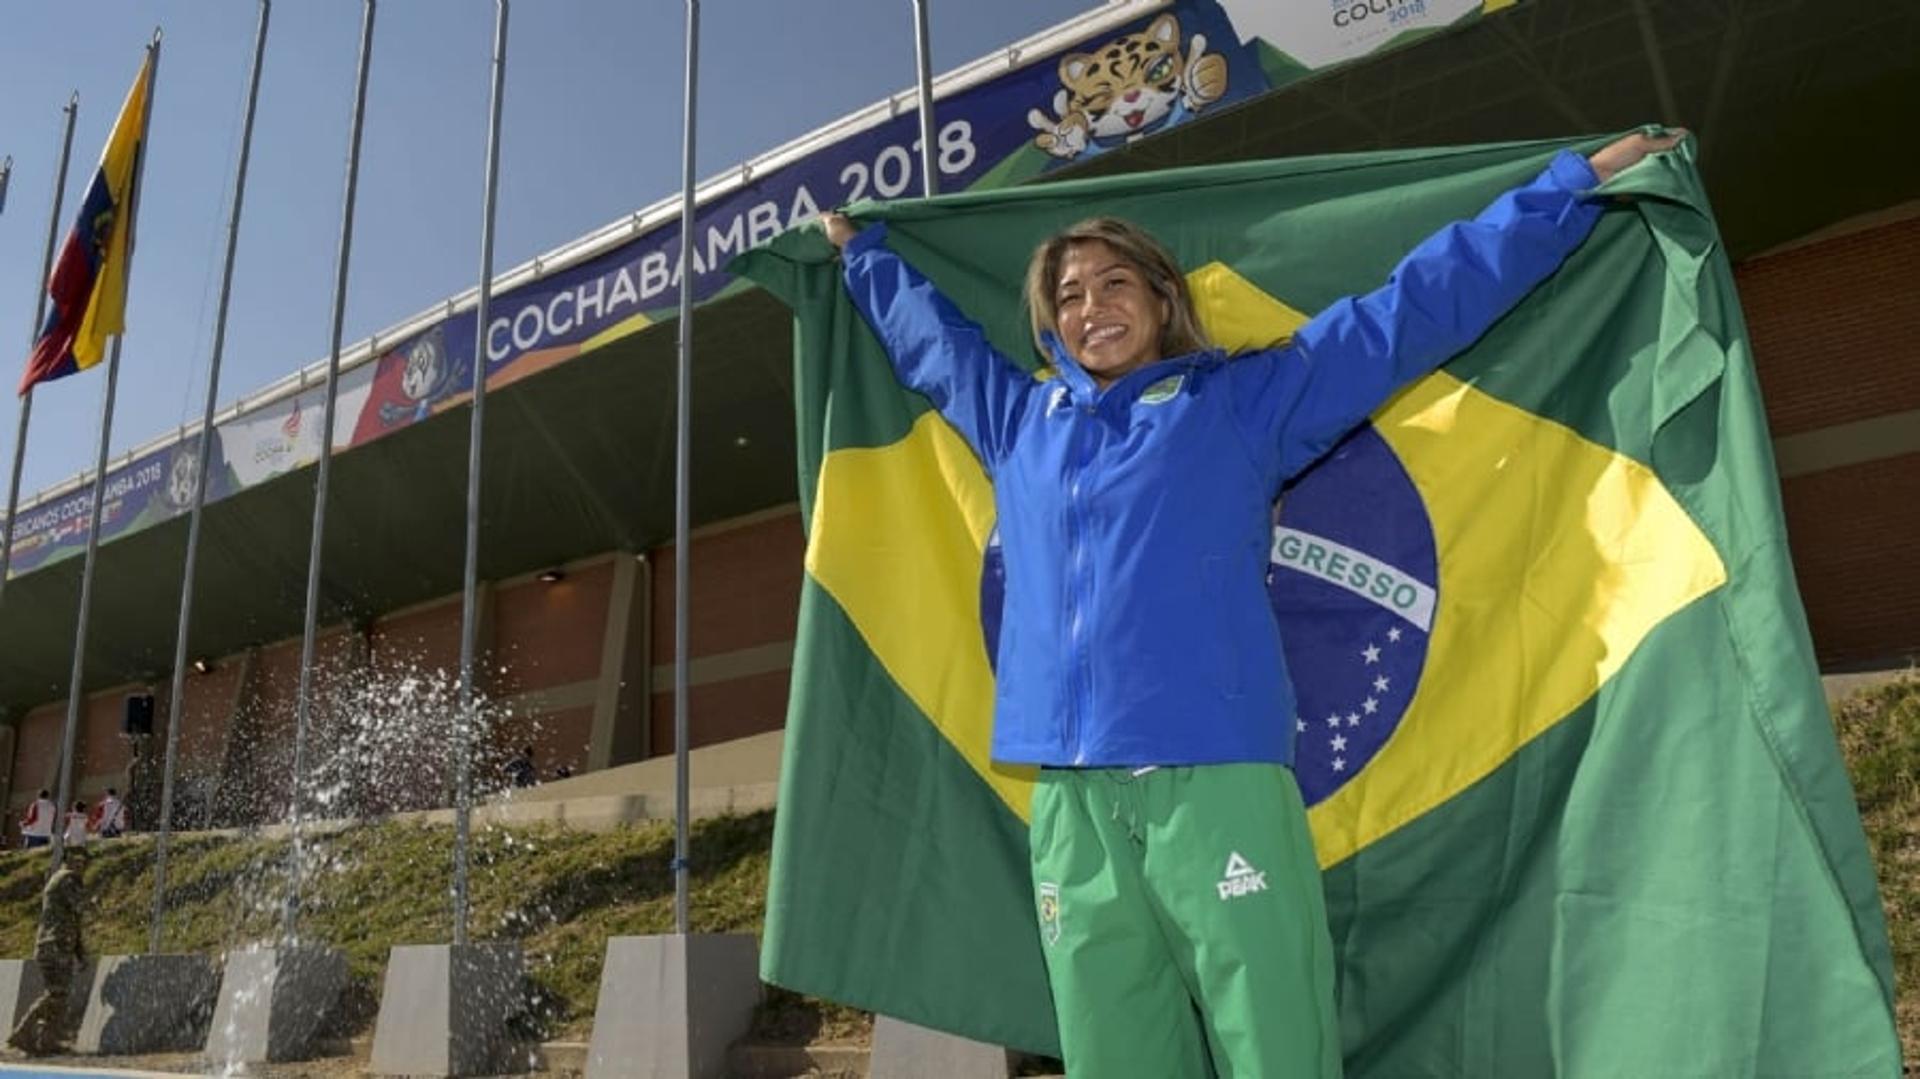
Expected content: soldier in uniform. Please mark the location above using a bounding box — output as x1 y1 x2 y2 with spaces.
7 848 87 1056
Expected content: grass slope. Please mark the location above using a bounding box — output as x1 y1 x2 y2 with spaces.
1831 670 1919 1065
0 810 863 1043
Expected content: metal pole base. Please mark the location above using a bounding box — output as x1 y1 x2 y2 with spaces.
870 1014 1018 1079
584 933 760 1079
367 941 527 1077
204 943 347 1066
72 953 220 1054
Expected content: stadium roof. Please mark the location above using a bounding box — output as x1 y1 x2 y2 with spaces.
3 0 1915 711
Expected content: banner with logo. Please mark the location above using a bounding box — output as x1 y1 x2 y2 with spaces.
1220 0 1503 78
2 435 239 577
1 0 1514 576
219 366 375 488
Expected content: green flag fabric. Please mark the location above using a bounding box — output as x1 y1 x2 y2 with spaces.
733 137 1903 1076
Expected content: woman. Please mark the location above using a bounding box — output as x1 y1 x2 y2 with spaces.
822 130 1681 1078
63 800 88 849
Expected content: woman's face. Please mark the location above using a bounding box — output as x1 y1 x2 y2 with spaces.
1054 240 1169 385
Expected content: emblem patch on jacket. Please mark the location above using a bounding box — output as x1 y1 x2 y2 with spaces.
1139 373 1184 405
1037 882 1062 946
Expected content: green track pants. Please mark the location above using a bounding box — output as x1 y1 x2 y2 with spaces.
1029 763 1341 1078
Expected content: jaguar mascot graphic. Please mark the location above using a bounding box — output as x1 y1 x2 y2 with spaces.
1026 13 1230 162
378 326 451 427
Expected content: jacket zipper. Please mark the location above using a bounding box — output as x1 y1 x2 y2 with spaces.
1064 403 1098 764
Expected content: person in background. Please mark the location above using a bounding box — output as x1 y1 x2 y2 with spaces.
7 846 87 1056
62 802 88 850
90 789 129 839
19 790 57 850
504 745 538 789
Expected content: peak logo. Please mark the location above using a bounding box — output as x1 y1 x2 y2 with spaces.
1215 851 1268 900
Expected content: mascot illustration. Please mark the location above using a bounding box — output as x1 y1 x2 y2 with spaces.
1027 13 1230 161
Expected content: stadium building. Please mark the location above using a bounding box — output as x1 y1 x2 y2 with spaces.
1 0 1915 836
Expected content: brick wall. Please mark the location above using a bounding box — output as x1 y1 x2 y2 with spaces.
1779 453 1920 667
491 560 614 695
1736 215 1920 437
647 509 804 755
488 560 614 781
1736 213 1920 667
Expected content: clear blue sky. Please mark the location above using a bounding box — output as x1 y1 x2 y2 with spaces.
0 0 1092 501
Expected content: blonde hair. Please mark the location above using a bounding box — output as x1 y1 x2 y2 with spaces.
1024 217 1211 362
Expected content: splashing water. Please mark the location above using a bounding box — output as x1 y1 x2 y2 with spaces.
170 645 558 1074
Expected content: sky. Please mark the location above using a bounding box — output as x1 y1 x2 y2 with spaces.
0 0 1095 503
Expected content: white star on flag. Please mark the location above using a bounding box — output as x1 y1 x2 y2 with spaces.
1326 713 1341 729
1362 643 1381 664
1373 674 1390 693
1331 734 1347 752
1345 714 1360 728
1296 717 1306 732
1362 697 1379 714
1387 626 1402 642
1332 757 1346 772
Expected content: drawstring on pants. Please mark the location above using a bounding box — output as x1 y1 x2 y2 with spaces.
1109 777 1145 845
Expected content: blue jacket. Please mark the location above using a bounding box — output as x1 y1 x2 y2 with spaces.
841 150 1603 768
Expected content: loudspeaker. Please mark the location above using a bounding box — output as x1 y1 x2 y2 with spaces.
123 693 155 737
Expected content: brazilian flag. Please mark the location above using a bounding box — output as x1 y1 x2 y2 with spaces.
733 137 1903 1075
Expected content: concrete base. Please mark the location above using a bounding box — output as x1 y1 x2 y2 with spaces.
368 942 526 1076
73 953 220 1054
585 933 760 1079
0 957 95 1044
870 1015 1016 1079
204 943 347 1066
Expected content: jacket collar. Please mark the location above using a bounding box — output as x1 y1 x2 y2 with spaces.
1041 331 1225 407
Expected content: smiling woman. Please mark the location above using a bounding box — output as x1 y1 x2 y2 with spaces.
1020 217 1212 387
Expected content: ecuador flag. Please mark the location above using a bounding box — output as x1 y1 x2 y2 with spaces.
733 137 1902 1075
20 52 153 396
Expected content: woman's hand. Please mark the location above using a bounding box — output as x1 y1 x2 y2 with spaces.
1587 128 1688 184
820 211 860 250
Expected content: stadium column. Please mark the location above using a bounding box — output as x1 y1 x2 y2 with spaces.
588 551 653 771
209 647 260 823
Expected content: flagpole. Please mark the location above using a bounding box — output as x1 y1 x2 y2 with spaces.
151 0 269 955
672 0 700 935
451 0 509 950
0 94 79 602
285 0 375 940
50 36 162 876
911 0 937 196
